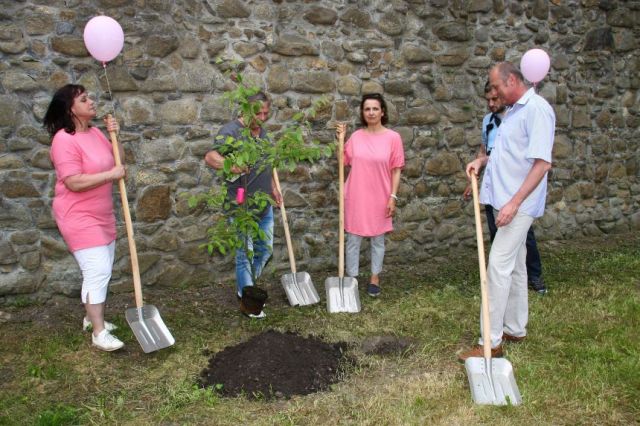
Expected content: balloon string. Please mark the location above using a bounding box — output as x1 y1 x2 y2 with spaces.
102 62 118 129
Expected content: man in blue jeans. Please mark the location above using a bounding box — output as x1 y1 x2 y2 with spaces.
204 92 282 318
464 81 547 294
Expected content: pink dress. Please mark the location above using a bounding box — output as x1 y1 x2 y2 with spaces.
344 128 405 236
50 127 117 252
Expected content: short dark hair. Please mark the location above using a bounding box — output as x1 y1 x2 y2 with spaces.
359 92 388 127
484 80 492 94
247 91 269 105
243 90 270 119
496 62 525 84
43 84 86 136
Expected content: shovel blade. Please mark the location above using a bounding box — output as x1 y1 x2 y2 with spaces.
324 276 360 313
282 272 320 306
125 304 175 353
465 357 522 405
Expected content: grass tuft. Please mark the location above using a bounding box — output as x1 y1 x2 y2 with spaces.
0 235 638 424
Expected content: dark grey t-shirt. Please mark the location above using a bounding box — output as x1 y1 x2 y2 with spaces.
213 119 273 215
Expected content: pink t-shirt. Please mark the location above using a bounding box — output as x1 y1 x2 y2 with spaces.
344 128 405 236
50 127 117 252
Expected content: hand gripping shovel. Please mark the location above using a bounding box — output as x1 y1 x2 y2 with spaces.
325 123 360 313
272 168 320 306
108 118 175 353
464 173 521 405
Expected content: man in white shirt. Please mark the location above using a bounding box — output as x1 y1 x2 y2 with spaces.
459 62 555 361
464 82 548 295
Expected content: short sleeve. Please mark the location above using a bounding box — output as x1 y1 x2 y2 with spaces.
389 132 405 169
50 131 83 181
343 133 354 166
214 127 233 154
481 115 489 147
525 100 555 163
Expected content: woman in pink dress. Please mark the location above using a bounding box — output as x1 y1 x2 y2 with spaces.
338 93 405 297
44 84 126 351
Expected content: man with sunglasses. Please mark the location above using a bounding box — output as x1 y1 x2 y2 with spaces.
464 81 547 295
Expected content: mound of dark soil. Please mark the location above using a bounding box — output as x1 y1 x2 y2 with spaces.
199 330 349 399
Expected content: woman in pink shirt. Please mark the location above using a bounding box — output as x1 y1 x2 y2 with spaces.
44 84 126 351
338 93 405 297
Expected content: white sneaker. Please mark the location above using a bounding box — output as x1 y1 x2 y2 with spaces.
92 329 124 351
83 317 117 333
245 310 266 319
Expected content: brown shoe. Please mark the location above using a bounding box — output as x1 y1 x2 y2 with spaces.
502 332 526 343
458 344 503 362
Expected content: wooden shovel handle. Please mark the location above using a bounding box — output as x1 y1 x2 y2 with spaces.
471 173 492 360
107 115 143 309
338 126 345 279
272 169 297 274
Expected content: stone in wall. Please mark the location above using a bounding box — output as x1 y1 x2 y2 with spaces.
0 270 45 296
0 180 40 198
434 22 472 42
291 71 336 93
50 36 87 57
216 0 251 19
146 35 179 58
304 7 338 26
425 152 461 176
435 48 470 66
272 34 319 57
0 95 19 127
0 0 638 301
267 65 291 93
378 12 405 36
340 7 371 28
583 27 614 51
159 99 198 124
136 185 172 222
401 43 433 63
406 107 440 125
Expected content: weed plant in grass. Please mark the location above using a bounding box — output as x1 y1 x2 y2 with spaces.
0 235 638 424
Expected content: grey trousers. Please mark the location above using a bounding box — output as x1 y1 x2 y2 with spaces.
346 233 385 278
479 210 534 348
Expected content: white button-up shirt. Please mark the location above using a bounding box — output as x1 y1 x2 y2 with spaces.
480 88 556 218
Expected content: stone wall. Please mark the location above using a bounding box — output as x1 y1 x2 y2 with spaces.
1 0 638 302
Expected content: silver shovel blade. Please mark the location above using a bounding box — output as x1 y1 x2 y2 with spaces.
282 272 320 306
125 304 175 353
465 357 522 405
324 276 360 313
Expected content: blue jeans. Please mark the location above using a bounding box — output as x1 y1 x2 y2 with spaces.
235 206 274 297
485 205 542 282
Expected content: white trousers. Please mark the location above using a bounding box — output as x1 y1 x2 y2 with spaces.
346 233 385 278
479 211 534 348
73 241 116 304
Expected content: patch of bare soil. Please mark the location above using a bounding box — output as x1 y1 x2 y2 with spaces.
199 330 350 399
360 335 416 356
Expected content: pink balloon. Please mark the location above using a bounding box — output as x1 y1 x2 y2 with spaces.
520 49 550 83
83 16 124 63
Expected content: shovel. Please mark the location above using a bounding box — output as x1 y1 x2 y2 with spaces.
108 118 175 353
464 173 521 405
325 123 361 313
272 168 320 306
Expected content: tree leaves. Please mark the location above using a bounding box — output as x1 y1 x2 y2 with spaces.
195 73 333 285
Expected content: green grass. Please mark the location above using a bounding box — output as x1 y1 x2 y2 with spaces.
0 235 638 425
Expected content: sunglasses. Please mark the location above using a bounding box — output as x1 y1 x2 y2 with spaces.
362 93 384 100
